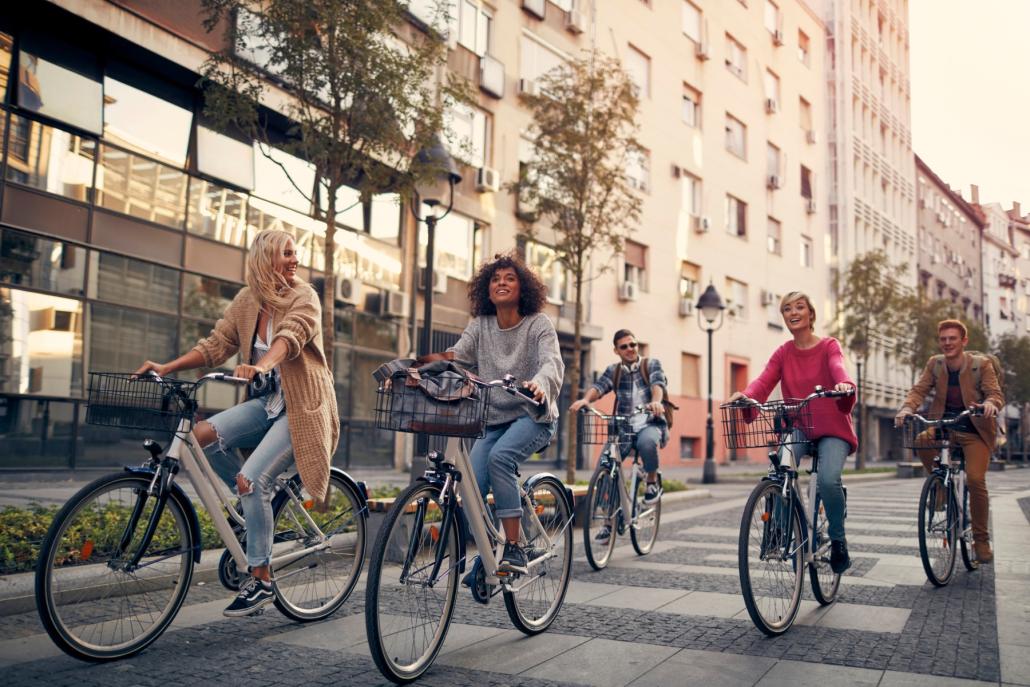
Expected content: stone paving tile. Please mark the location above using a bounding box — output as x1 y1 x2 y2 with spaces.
645 547 878 577
1018 495 1030 525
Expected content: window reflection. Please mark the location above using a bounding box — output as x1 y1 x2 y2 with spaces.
95 145 187 228
5 114 96 201
103 77 192 166
87 251 179 313
0 398 77 467
335 231 402 290
0 288 83 396
187 178 250 247
88 303 176 373
196 126 254 190
247 195 324 267
368 194 401 244
418 211 473 279
0 228 85 296
0 33 12 99
182 273 241 321
17 50 103 134
253 144 316 214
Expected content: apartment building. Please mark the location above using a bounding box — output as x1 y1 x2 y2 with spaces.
914 155 984 322
822 0 916 458
973 194 1020 340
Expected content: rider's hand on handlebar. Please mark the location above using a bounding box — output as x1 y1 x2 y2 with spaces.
975 402 998 419
233 364 267 382
728 391 750 403
833 382 854 394
894 409 912 428
133 360 171 378
569 398 591 413
646 401 664 418
523 380 546 404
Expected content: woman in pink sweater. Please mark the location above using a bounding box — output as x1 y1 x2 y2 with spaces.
729 291 857 573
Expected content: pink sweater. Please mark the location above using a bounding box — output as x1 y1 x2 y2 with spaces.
743 337 858 453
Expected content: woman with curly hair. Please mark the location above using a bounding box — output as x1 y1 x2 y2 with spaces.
447 252 564 573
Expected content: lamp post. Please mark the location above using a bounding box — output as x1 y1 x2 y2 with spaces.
850 336 868 470
696 283 726 484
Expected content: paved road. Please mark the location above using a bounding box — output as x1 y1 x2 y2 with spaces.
2 471 1029 686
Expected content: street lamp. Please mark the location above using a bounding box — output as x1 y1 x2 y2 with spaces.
696 282 726 484
849 335 869 470
411 135 462 357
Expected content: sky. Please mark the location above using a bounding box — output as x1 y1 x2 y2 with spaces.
909 0 1030 213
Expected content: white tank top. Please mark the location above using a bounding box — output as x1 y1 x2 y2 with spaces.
252 317 285 419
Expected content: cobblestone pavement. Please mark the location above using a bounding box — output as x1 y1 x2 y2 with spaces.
3 470 1029 686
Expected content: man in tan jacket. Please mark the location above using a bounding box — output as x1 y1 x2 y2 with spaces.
895 319 1003 563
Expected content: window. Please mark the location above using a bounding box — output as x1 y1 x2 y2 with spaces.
801 165 813 199
680 353 700 398
725 34 747 81
682 1 702 43
681 174 701 217
767 217 782 255
679 261 700 303
0 32 11 97
626 45 651 98
88 302 176 377
725 114 746 159
0 288 83 396
766 142 781 179
103 77 192 167
623 240 648 291
799 96 813 133
4 114 96 202
682 83 701 127
763 70 780 109
196 127 255 191
89 252 179 314
187 179 250 247
17 50 102 135
726 195 747 237
525 241 567 304
419 210 474 279
626 148 650 192
456 1 492 57
0 228 86 296
95 146 188 229
801 235 813 267
520 34 564 83
726 277 748 319
446 103 489 168
407 0 451 34
368 194 402 245
798 29 810 65
182 273 242 321
764 0 780 35
680 437 699 460
254 144 317 214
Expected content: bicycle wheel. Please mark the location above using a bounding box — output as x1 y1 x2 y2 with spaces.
270 472 366 621
809 492 841 605
918 473 957 586
35 472 194 661
738 480 805 636
583 460 618 570
629 471 661 556
365 481 459 684
504 475 573 635
960 486 979 572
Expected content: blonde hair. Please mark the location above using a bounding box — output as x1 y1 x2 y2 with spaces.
779 291 816 331
246 230 300 312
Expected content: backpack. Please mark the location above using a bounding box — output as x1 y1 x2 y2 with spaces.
931 351 1005 398
611 357 679 429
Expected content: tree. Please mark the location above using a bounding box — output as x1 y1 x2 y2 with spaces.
200 0 468 366
832 249 909 468
515 50 643 483
994 333 1030 405
899 297 989 383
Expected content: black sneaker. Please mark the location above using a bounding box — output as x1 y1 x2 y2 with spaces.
593 525 612 545
643 483 662 506
499 542 528 574
223 577 275 617
830 539 851 574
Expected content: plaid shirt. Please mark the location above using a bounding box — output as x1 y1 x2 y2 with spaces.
592 358 670 446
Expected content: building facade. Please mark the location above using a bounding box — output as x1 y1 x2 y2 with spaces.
975 196 1020 340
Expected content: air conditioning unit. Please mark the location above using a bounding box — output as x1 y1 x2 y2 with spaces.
378 289 408 318
691 215 710 234
334 277 362 306
565 9 585 34
773 30 785 46
475 166 501 193
522 0 545 19
418 267 448 294
678 298 695 317
761 289 776 306
766 174 781 190
805 130 817 144
618 281 638 302
805 199 817 214
764 98 778 114
518 78 541 97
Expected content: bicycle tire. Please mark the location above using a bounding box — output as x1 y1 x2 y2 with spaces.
808 491 841 605
629 471 661 556
270 472 366 622
917 473 957 586
960 486 979 572
365 481 458 684
35 472 194 661
583 461 618 570
738 480 805 636
504 475 573 634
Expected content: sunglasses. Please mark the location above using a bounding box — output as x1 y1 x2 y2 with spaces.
618 342 638 350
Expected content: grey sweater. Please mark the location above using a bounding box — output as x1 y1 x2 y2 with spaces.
448 312 565 426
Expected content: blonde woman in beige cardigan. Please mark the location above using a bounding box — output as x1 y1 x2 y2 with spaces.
134 229 339 617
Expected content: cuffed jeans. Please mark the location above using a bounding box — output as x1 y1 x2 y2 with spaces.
204 398 295 568
633 424 662 474
781 430 850 542
470 416 556 519
915 429 990 544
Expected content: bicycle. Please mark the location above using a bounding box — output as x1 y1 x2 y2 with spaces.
900 408 983 586
364 372 574 684
34 371 368 662
580 406 662 570
721 386 854 636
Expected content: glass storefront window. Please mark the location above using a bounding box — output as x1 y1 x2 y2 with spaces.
17 50 103 134
5 114 96 201
335 231 403 290
182 273 241 321
88 302 176 373
354 311 399 351
187 178 250 247
0 228 86 296
0 398 78 468
197 126 255 191
103 77 192 166
0 288 84 397
87 251 179 313
95 145 188 229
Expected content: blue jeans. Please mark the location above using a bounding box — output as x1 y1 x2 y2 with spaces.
469 416 556 519
204 399 295 568
781 430 849 542
630 424 662 474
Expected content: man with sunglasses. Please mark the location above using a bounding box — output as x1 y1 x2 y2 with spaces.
571 330 669 543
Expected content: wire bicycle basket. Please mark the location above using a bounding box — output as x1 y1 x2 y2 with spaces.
86 372 199 434
719 399 814 449
577 411 635 451
375 375 490 439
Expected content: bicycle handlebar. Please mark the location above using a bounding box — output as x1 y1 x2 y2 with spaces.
478 374 544 407
905 406 984 427
141 370 249 386
579 404 649 421
726 385 855 411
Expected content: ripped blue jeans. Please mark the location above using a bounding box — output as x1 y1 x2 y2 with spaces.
204 398 294 569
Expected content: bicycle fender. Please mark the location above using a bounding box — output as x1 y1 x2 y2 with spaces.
123 466 203 565
522 472 575 514
331 468 370 519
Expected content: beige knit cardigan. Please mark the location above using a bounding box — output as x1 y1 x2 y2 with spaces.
192 284 339 501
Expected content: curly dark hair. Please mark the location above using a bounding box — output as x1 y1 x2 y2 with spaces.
467 251 548 317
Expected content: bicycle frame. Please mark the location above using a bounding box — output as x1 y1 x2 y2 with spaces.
932 444 971 541
768 442 822 564
598 445 654 534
